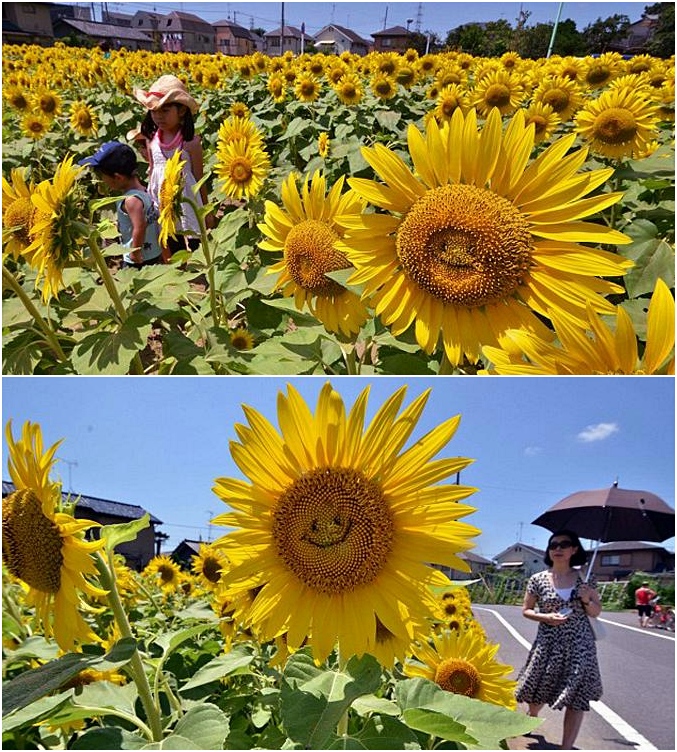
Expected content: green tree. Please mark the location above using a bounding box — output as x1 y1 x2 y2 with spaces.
408 30 443 55
518 19 586 58
582 14 630 53
445 20 514 57
645 2 675 58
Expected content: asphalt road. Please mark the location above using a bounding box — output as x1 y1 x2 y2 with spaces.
473 605 675 751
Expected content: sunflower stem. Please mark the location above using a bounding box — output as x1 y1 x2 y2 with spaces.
342 344 358 375
337 708 349 739
2 265 68 363
86 236 144 375
183 196 221 328
95 551 164 742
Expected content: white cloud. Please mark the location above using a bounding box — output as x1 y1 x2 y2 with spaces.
524 446 542 456
577 422 619 442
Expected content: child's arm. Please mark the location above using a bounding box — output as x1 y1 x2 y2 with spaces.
125 195 148 264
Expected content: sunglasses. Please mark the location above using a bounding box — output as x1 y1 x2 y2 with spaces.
549 541 574 550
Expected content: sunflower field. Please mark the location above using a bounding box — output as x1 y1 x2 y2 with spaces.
3 387 545 749
2 44 675 374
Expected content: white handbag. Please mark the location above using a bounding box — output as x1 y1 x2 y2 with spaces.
588 616 606 641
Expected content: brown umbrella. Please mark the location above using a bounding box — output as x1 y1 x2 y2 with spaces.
532 482 675 578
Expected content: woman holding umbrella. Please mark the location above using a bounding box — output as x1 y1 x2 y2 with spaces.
515 530 603 749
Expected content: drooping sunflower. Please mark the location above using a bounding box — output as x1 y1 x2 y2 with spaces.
158 149 186 246
371 74 398 101
212 382 479 665
258 171 370 337
405 628 517 709
69 101 99 137
340 108 632 367
2 421 106 652
21 112 51 141
483 277 675 375
2 167 35 260
575 86 661 160
191 543 229 589
22 155 85 303
144 555 182 592
472 69 524 117
214 138 270 201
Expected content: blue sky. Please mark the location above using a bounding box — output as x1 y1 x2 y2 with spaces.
62 1 651 40
2 377 674 559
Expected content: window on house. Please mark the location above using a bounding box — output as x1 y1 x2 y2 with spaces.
601 554 621 566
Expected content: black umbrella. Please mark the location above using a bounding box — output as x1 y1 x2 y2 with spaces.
532 482 675 578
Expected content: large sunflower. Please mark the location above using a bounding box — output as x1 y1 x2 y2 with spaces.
405 628 517 709
2 421 106 652
158 149 186 246
339 108 633 367
483 277 675 374
2 167 35 260
259 171 370 337
212 382 479 665
472 69 524 117
22 155 85 303
214 138 270 201
575 86 661 160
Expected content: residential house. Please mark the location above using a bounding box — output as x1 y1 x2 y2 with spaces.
160 11 215 54
2 2 53 45
435 551 495 581
130 10 164 51
589 541 675 581
493 542 546 578
171 539 202 569
214 19 258 56
3 481 163 571
52 18 154 50
313 24 370 56
102 9 134 28
265 25 304 55
613 14 659 54
371 25 412 53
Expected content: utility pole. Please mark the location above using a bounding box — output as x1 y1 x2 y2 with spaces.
383 6 388 30
280 1 285 54
546 1 564 58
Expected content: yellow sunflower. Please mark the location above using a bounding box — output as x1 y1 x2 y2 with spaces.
258 171 370 337
483 277 675 375
2 167 35 260
333 73 363 106
340 108 632 367
214 138 270 201
575 86 661 160
2 421 106 652
217 116 264 149
532 74 584 122
33 88 62 120
472 69 524 117
405 628 517 709
230 327 255 350
158 149 185 246
21 112 51 141
70 101 99 137
583 52 622 89
371 74 398 101
267 73 286 102
294 73 322 103
22 155 85 303
434 84 471 122
191 543 229 589
318 131 330 158
229 101 250 118
143 555 182 592
524 101 561 143
5 86 30 112
212 382 479 665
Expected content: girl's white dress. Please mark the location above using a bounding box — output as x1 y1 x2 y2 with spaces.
147 133 202 237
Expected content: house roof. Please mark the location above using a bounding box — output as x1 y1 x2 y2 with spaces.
494 542 545 560
2 480 162 524
161 11 214 33
173 539 202 554
53 18 152 42
315 24 370 45
461 551 493 565
213 20 255 40
265 25 303 39
597 541 673 553
372 25 411 38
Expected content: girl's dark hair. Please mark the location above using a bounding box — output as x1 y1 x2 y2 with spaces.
140 105 195 142
544 529 588 567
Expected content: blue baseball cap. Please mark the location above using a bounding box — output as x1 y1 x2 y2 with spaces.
78 141 136 173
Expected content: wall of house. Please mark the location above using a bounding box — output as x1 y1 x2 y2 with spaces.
4 3 53 37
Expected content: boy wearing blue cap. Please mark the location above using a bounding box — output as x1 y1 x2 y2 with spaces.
79 141 162 269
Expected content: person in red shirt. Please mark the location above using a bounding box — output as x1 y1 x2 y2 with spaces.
635 582 657 627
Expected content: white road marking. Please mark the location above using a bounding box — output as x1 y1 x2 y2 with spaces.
597 617 675 641
475 607 659 751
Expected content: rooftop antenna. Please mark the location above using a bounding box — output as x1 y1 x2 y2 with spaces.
60 458 78 493
517 521 524 541
206 510 214 542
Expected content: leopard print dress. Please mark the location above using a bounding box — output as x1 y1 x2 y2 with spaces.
515 570 603 711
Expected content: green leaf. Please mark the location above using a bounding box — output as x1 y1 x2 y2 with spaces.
70 726 148 749
153 622 217 662
350 713 426 749
171 703 230 749
100 513 150 553
71 315 152 374
278 117 312 140
280 652 382 748
142 735 200 750
402 707 477 746
1 692 72 732
374 110 402 131
620 219 675 297
351 695 401 717
180 645 254 692
2 639 137 717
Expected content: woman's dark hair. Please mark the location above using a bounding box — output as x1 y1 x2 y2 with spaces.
544 529 588 567
140 105 195 142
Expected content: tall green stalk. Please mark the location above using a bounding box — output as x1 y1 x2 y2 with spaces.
183 196 221 328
